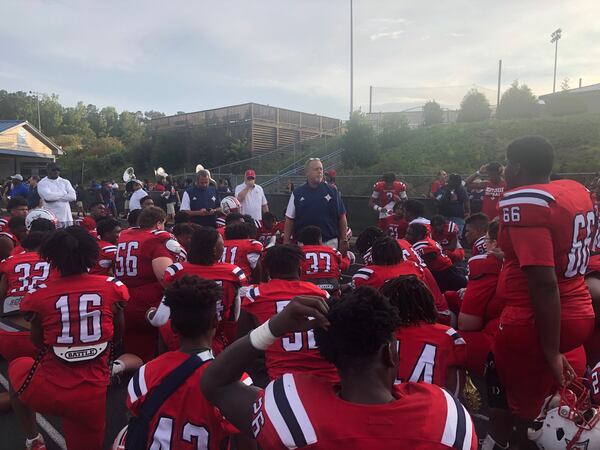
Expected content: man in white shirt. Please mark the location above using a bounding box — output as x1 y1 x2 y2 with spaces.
37 163 77 227
128 180 148 211
234 169 268 221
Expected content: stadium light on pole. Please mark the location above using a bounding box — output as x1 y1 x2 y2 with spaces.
29 90 43 132
550 28 562 93
349 0 354 118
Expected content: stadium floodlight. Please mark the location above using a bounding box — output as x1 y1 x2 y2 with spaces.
550 28 562 93
29 90 43 132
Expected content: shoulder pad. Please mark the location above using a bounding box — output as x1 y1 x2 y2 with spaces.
165 238 182 254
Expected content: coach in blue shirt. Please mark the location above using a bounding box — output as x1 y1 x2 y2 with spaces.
180 169 221 227
7 174 30 199
284 158 348 253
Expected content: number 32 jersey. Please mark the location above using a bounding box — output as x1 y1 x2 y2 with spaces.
497 180 595 325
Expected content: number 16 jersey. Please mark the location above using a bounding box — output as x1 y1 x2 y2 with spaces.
497 180 595 326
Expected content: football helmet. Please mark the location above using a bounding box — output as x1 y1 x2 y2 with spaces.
528 378 600 449
220 196 241 215
25 208 58 230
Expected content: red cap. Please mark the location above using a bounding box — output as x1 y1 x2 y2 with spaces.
245 169 256 178
326 169 336 177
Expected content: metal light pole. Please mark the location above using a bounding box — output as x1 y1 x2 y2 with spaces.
349 0 354 117
550 28 562 93
29 90 42 132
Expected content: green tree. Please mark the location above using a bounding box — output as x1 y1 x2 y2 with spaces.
497 81 539 119
342 111 379 169
378 113 410 148
457 89 491 122
423 100 444 126
86 104 107 137
38 94 64 136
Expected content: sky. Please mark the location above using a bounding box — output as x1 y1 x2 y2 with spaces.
2 0 599 119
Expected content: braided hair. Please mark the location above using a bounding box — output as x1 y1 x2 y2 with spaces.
263 244 304 279
371 236 404 266
188 227 220 265
379 276 438 327
40 226 99 276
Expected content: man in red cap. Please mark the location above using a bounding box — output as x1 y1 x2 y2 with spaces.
235 168 269 221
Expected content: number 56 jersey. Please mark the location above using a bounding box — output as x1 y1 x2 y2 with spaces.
497 180 596 326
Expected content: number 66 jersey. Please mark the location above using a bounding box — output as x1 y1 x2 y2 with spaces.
496 180 596 326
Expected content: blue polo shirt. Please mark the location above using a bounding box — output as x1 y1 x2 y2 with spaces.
183 185 219 227
9 183 29 199
286 182 346 241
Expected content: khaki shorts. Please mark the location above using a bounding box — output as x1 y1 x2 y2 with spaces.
166 203 175 215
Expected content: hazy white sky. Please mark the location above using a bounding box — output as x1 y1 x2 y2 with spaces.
1 0 599 118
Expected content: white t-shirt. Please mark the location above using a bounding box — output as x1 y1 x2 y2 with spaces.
37 176 77 225
129 188 148 211
234 183 268 221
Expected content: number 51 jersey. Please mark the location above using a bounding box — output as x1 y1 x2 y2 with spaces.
497 180 596 325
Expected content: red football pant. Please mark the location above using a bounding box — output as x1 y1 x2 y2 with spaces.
8 357 107 450
0 330 37 361
494 318 594 420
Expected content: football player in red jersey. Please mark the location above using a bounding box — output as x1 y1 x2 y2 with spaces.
0 196 29 232
431 215 464 263
7 227 129 450
151 226 248 353
298 226 350 294
238 244 337 382
0 216 27 260
255 211 284 247
201 288 478 449
381 276 466 392
116 206 182 362
90 217 120 276
222 222 263 282
126 275 244 450
484 136 596 450
403 200 431 234
464 213 490 256
456 219 503 377
379 202 409 239
407 223 467 292
75 201 108 236
466 162 506 220
369 172 408 229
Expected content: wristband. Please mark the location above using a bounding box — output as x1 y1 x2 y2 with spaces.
249 320 277 350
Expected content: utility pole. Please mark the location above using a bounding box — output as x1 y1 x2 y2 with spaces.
550 28 562 93
29 90 43 132
496 60 502 116
349 0 354 117
369 85 373 113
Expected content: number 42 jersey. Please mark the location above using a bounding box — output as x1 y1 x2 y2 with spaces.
497 180 596 325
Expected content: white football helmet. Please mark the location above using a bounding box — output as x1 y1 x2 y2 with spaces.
220 196 241 215
528 379 600 449
25 208 58 230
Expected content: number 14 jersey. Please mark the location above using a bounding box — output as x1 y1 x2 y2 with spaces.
497 180 595 325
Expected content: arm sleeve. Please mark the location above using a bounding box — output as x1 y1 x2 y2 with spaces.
180 192 191 211
62 180 77 202
148 298 170 327
285 193 296 219
37 180 63 201
508 226 555 268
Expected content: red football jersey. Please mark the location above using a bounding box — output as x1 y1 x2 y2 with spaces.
471 236 488 256
127 350 234 450
432 221 459 250
460 254 503 327
221 238 263 278
497 181 595 325
588 254 600 275
480 180 506 219
412 238 453 272
352 261 424 290
371 180 408 208
395 323 467 387
251 373 477 450
241 279 337 382
115 228 180 289
362 239 423 267
19 274 129 387
591 360 600 406
300 245 350 281
0 231 17 246
0 251 56 296
381 216 408 239
256 220 284 246
90 240 117 276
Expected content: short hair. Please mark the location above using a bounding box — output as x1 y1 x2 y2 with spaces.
138 206 166 229
408 223 428 241
448 174 463 189
29 176 39 182
299 226 322 245
488 218 500 241
304 158 321 173
41 226 99 276
127 209 142 227
314 287 400 370
382 172 396 184
89 201 104 210
7 196 27 211
355 226 384 254
430 214 446 227
29 218 55 232
174 211 191 225
506 136 554 177
224 222 251 240
262 211 276 222
196 169 210 178
140 195 153 204
465 213 489 231
163 275 220 339
403 200 425 218
96 218 120 237
8 216 26 234
172 223 198 239
225 212 244 226
21 231 52 251
380 276 438 326
242 215 258 239
188 227 220 265
371 236 403 265
263 245 304 278
486 162 503 174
